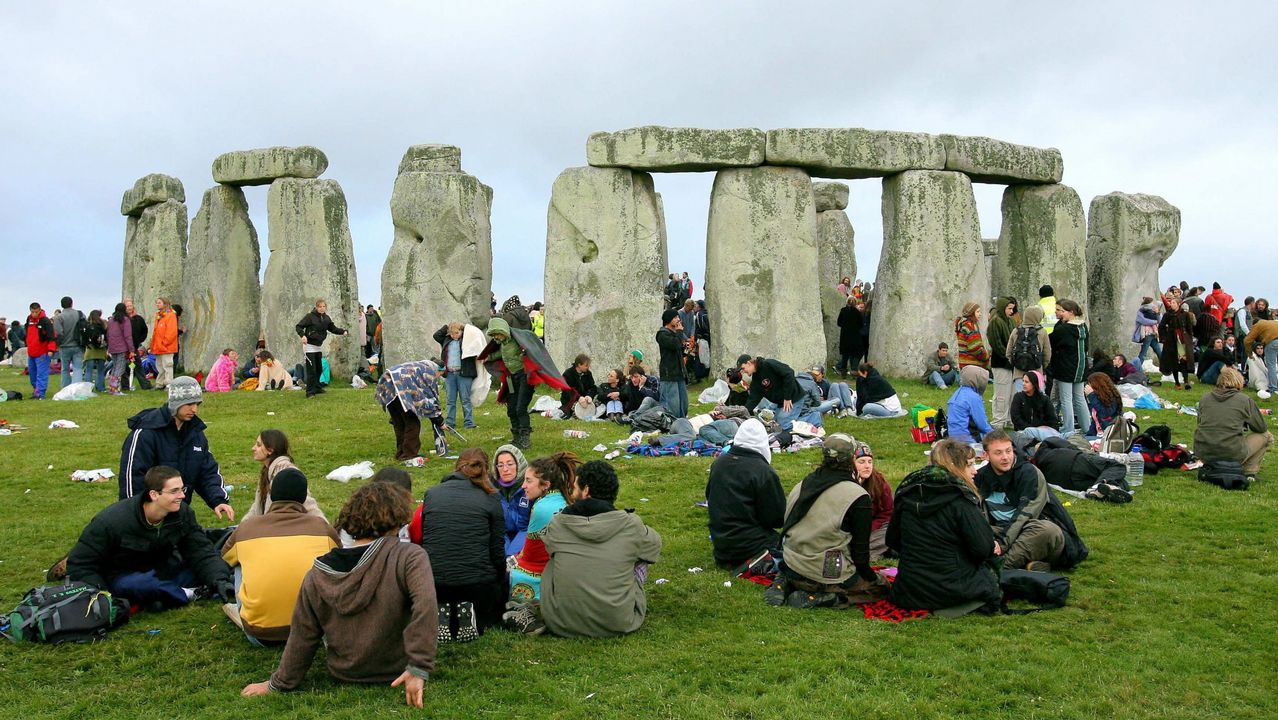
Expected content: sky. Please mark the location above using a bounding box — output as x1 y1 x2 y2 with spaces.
2 2 1275 327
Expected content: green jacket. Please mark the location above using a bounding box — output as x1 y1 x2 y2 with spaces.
1193 388 1267 463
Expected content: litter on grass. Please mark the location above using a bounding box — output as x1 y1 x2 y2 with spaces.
654 578 669 585
48 420 80 429
71 469 115 483
688 567 704 574
327 461 375 483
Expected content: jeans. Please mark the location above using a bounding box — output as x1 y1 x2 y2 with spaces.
992 367 1013 428
505 371 534 432
929 369 959 388
1198 361 1225 386
85 358 107 392
773 397 813 431
1014 426 1062 443
859 402 896 417
1056 381 1088 437
444 371 475 427
1266 339 1278 392
28 353 50 398
59 346 85 387
1136 334 1163 364
660 380 688 419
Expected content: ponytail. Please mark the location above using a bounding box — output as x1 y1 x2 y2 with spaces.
527 452 581 498
455 448 495 494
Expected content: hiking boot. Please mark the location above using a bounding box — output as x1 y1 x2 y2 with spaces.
785 590 838 609
454 601 479 642
222 603 244 629
1025 561 1052 573
46 554 69 582
843 575 889 604
502 603 545 636
514 429 531 450
437 602 454 644
763 579 790 607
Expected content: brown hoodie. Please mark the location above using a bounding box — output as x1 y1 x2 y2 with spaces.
269 537 438 691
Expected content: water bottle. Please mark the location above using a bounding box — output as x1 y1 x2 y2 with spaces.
1127 444 1144 488
564 429 590 439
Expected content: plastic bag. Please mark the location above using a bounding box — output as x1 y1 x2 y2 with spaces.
1133 394 1161 410
532 395 560 412
48 419 80 429
71 468 115 483
53 382 95 401
351 374 368 389
326 460 375 483
697 379 730 405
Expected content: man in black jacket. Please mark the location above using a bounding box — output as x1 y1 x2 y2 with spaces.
656 310 687 418
705 419 785 568
67 466 234 611
621 367 661 414
295 299 348 399
977 431 1087 571
738 355 810 431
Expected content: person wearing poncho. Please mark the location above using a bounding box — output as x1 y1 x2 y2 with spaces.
375 360 447 461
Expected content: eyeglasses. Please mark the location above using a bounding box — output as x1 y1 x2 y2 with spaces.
495 461 518 469
160 486 188 496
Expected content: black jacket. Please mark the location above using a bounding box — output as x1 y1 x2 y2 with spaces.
561 366 597 400
119 405 227 510
1032 437 1127 492
66 494 230 592
432 325 477 378
704 446 785 567
1048 321 1089 384
420 473 505 586
656 327 684 381
744 357 803 411
596 380 625 406
129 314 148 347
837 305 864 356
886 466 1000 611
976 457 1088 569
295 310 346 346
622 376 660 413
854 368 897 415
1010 390 1059 431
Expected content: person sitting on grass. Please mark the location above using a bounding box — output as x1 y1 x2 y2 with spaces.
242 429 325 521
595 367 627 423
766 434 888 609
254 350 294 390
975 430 1087 572
204 348 239 392
508 452 578 604
887 439 1001 615
560 353 599 419
420 449 506 643
853 362 904 418
241 482 437 707
805 364 857 418
221 468 340 646
947 365 995 443
850 441 893 561
1193 367 1274 487
1010 372 1061 443
67 465 234 612
922 342 960 389
506 460 662 637
1085 372 1123 437
490 444 530 556
739 354 813 430
621 365 661 414
705 418 785 570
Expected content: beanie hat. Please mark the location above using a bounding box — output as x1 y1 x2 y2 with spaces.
167 376 203 413
1039 284 1054 298
270 468 308 504
823 433 856 462
853 441 873 459
629 349 644 361
662 309 679 326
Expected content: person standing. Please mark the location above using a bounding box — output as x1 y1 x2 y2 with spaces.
52 295 85 387
433 322 477 429
1038 285 1059 335
105 303 135 395
376 360 448 460
151 297 179 390
24 302 57 399
835 296 864 377
82 309 110 393
1048 299 1090 437
123 298 150 390
295 299 348 399
656 309 688 418
987 297 1019 429
1158 295 1195 390
7 319 25 360
955 302 990 370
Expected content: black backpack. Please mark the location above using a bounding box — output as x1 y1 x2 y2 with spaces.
5 582 130 644
81 319 106 350
1011 326 1043 371
1132 425 1172 454
1198 460 1250 490
1000 568 1070 609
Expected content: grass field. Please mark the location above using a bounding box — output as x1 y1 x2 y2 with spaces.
0 364 1275 719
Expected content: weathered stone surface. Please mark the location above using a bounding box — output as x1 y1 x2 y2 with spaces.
380 170 493 367
121 174 185 216
587 126 766 172
940 134 1064 185
543 167 667 370
813 181 849 212
398 145 462 175
764 128 945 179
870 171 986 378
212 146 329 186
121 199 187 322
816 208 856 363
1086 192 1181 353
706 166 825 372
991 184 1087 309
182 186 261 373
261 178 362 376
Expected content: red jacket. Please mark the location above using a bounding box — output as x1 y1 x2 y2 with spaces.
1205 289 1233 323
25 311 57 356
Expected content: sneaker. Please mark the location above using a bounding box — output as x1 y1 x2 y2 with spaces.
734 550 775 580
1093 483 1133 504
785 590 838 609
937 383 948 390
222 603 244 629
763 580 789 607
454 601 479 642
1258 390 1272 400
46 554 69 582
1025 561 1052 573
502 603 545 636
437 602 454 644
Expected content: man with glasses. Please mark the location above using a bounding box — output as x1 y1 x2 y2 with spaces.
67 465 234 612
119 375 234 522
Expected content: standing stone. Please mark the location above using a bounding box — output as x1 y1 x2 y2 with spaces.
261 178 362 377
765 128 945 179
992 184 1088 307
814 182 856 364
122 197 187 323
587 126 766 171
544 167 667 370
706 166 825 373
212 146 329 186
381 151 493 368
183 186 261 373
1086 193 1181 353
870 171 986 378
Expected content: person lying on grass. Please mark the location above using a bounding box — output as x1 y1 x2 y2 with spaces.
242 481 438 707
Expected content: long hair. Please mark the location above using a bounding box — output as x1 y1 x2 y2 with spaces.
959 302 981 320
256 429 292 513
527 452 580 499
930 439 977 495
858 467 891 508
1087 372 1120 409
454 448 495 494
112 302 127 323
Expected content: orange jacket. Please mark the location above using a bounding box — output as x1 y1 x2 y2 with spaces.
151 308 179 354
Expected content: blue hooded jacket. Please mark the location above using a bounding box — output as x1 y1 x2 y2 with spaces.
119 405 227 510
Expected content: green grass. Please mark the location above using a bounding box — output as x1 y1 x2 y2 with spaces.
0 365 1275 719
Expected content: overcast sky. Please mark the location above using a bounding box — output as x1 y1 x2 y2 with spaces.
2 2 1274 328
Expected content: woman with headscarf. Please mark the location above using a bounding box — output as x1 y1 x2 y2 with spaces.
947 365 995 444
955 302 990 370
490 444 530 556
986 296 1019 429
850 442 893 561
1158 294 1195 390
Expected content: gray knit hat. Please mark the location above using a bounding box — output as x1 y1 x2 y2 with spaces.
167 376 203 413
